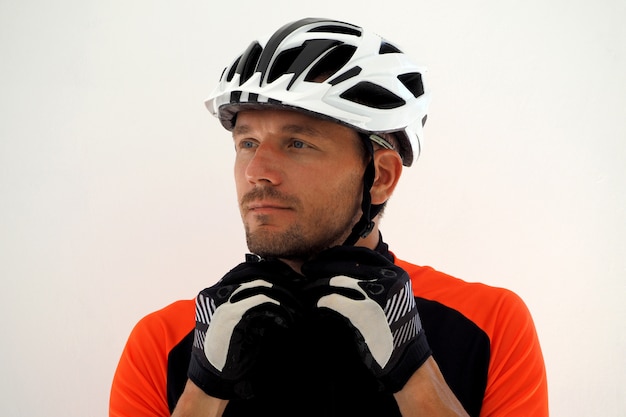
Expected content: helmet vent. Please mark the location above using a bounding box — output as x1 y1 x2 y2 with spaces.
397 72 424 98
305 45 357 82
235 42 263 85
267 47 305 83
379 42 402 54
308 25 362 36
340 81 406 109
226 56 241 82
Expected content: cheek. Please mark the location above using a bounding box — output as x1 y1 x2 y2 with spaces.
233 162 248 200
233 157 245 178
323 169 364 208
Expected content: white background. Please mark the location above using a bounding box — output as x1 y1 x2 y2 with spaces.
1 0 625 416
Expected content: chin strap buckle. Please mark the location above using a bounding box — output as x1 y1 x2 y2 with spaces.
360 220 375 239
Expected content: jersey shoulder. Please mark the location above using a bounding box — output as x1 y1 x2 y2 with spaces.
395 257 529 329
132 298 196 345
110 299 196 417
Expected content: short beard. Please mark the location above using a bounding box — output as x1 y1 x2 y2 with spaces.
242 188 361 261
244 213 357 261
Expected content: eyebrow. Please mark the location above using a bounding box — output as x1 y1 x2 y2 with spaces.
232 123 324 138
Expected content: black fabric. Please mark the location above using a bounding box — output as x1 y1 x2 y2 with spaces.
416 298 490 417
223 313 401 417
167 330 194 412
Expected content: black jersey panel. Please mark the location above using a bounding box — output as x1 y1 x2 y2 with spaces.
416 297 491 417
167 330 194 413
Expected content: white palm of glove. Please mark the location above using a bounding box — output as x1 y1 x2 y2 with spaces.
195 279 279 372
317 276 419 371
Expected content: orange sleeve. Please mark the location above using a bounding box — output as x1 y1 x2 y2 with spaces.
479 290 548 416
109 300 195 417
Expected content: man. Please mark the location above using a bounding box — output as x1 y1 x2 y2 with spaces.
110 18 548 417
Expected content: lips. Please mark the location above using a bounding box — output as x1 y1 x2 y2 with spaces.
246 202 291 212
241 188 300 216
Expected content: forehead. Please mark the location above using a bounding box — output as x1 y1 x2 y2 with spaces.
232 108 359 140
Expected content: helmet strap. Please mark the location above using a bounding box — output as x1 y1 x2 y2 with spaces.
342 136 383 246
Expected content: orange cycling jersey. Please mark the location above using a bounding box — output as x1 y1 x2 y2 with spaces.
110 247 548 416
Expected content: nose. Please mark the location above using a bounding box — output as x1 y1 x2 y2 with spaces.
244 143 283 186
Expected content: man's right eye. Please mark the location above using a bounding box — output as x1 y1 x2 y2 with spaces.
237 140 256 149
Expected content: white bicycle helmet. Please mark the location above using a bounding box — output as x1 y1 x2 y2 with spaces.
205 17 430 166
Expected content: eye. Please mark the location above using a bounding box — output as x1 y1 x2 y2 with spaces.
236 139 257 150
290 139 308 149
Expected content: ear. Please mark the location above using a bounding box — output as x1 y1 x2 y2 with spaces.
370 149 403 205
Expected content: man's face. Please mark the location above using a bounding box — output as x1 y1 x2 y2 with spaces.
232 108 366 261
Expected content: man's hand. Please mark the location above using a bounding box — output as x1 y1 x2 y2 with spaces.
187 256 301 400
302 246 432 393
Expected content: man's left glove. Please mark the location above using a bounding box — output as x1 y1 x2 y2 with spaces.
301 246 432 393
188 256 302 400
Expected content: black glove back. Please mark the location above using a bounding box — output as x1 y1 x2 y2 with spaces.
302 246 432 392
